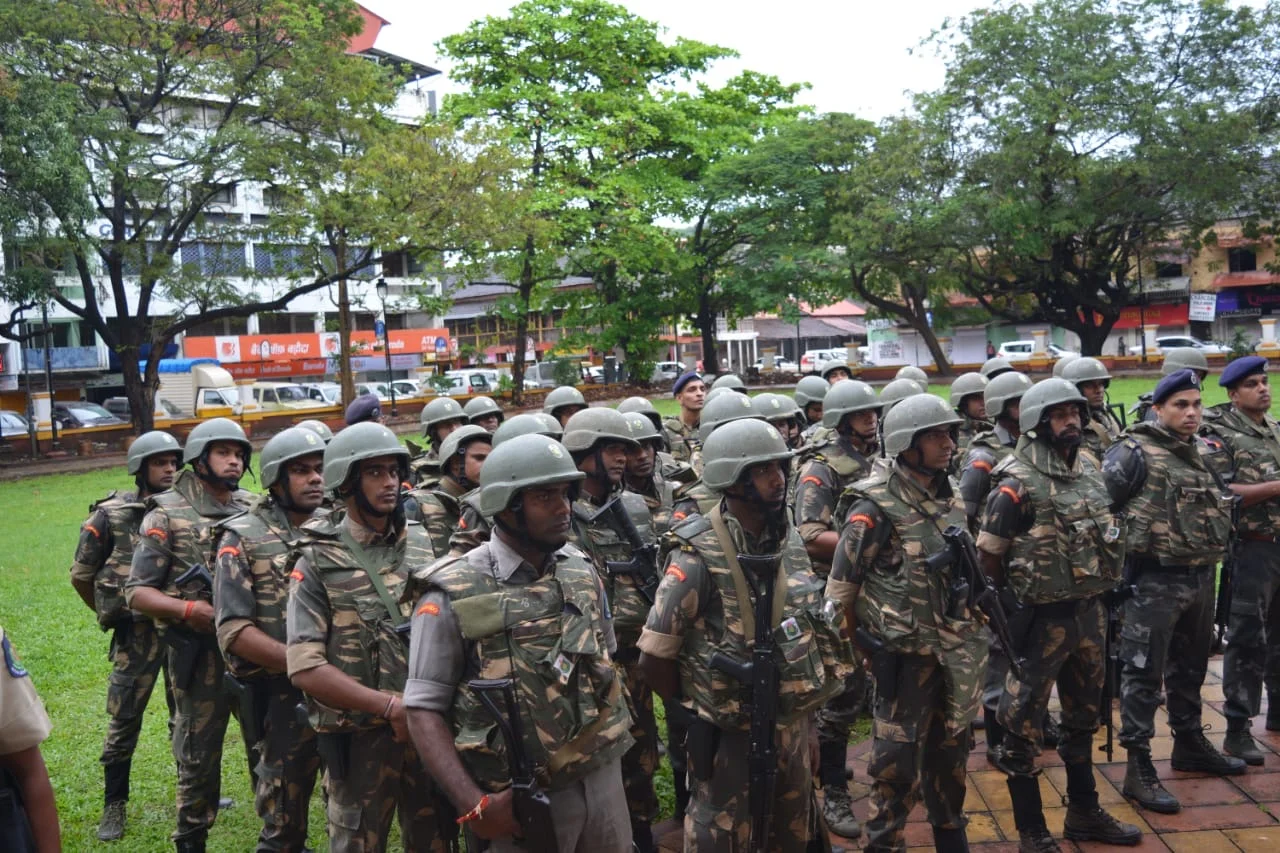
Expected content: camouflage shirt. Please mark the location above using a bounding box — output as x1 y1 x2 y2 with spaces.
214 496 309 679
956 414 992 459
285 512 437 731
125 469 250 627
448 492 490 555
957 424 1018 527
670 480 717 526
408 448 441 489
1206 406 1280 535
626 470 679 537
793 437 876 574
568 489 658 653
405 475 469 556
1080 405 1122 468
978 437 1125 605
1103 421 1233 566
662 416 701 464
70 489 146 628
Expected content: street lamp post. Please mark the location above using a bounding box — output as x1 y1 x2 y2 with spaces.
1136 247 1148 366
375 277 397 417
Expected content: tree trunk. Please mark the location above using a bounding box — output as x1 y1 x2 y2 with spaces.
120 353 155 433
696 286 718 375
511 235 536 406
336 241 354 408
1075 319 1113 357
914 319 953 377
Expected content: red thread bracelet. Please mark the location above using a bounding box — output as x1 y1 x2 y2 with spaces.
456 794 490 825
182 601 195 621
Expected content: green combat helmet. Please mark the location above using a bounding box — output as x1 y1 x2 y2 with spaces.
561 407 640 454
711 373 748 394
1052 352 1081 378
821 360 853 382
980 356 1016 378
984 370 1034 420
617 396 663 431
260 427 326 490
948 372 988 409
323 421 408 494
882 394 963 457
478 433 584 517
793 375 830 411
127 430 183 475
492 413 562 447
822 379 881 429
752 392 801 424
438 424 492 486
1018 377 1088 435
1162 346 1209 377
420 397 466 439
701 417 795 493
295 419 334 444
184 417 252 468
895 365 930 385
876 378 925 419
543 385 588 419
1063 356 1112 389
622 411 664 447
463 395 504 426
697 391 760 441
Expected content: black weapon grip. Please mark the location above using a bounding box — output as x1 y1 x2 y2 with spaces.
468 678 535 783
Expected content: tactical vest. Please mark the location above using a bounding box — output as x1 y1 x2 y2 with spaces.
965 428 1016 465
217 498 298 679
294 518 436 732
632 471 677 537
843 468 974 655
671 480 717 524
956 416 991 457
991 443 1125 605
1208 408 1280 535
569 490 657 651
90 491 145 629
420 544 634 792
1080 408 1120 468
1121 424 1233 565
450 492 490 554
406 480 464 556
789 438 872 510
667 510 854 731
662 417 700 464
408 448 441 489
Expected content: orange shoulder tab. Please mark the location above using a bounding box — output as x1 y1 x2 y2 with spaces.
847 512 876 528
998 485 1021 504
665 565 687 583
416 601 441 617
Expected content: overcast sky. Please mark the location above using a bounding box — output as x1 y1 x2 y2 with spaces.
365 0 986 121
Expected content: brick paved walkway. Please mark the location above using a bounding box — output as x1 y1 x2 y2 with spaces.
658 660 1280 851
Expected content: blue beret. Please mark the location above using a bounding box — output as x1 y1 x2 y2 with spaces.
1153 369 1200 405
344 393 381 425
1218 355 1268 388
672 371 702 395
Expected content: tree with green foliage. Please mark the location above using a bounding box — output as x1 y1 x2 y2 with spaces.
927 0 1278 355
439 0 731 399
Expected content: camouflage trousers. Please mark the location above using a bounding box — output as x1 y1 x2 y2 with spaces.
864 653 970 853
101 618 173 772
168 635 231 844
816 664 868 787
1119 566 1214 745
1224 541 1280 723
252 678 320 852
982 629 1009 714
486 758 631 853
997 597 1104 775
684 716 812 853
621 660 658 832
325 725 453 853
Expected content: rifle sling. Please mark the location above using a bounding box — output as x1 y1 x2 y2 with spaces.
338 528 408 629
708 505 786 642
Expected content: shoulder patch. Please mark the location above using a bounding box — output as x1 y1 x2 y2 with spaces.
665 565 687 582
847 511 877 528
3 633 28 678
997 485 1021 504
417 601 441 617
289 568 305 583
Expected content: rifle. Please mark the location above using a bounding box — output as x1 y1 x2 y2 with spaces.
467 678 558 853
1099 580 1135 762
601 498 659 605
924 525 1025 681
163 562 217 691
707 552 781 853
223 673 269 746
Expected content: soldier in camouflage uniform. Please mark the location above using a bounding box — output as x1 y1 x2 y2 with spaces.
792 379 882 838
949 373 990 459
687 391 760 476
1206 357 1280 761
619 396 697 484
825 394 985 853
794 375 829 445
126 418 253 853
959 371 1033 527
977 379 1140 851
405 433 635 852
670 394 765 525
873 378 925 433
464 395 504 432
754 392 803 449
214 427 327 852
1103 370 1245 815
1130 348 1211 425
411 397 468 487
560 407 661 851
639 418 854 852
664 372 706 463
822 360 853 384
621 412 680 537
1063 357 1123 467
70 430 183 842
543 384 589 428
406 425 492 556
286 422 450 853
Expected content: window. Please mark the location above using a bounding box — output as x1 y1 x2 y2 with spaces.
202 389 225 406
180 242 246 276
205 184 237 206
254 244 310 276
1228 248 1257 272
1155 261 1183 278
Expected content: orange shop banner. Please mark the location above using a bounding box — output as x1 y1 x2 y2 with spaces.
184 330 454 363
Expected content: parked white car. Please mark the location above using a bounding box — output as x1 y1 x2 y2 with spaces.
800 348 846 374
1129 335 1230 356
997 340 1035 361
754 356 799 373
303 382 342 405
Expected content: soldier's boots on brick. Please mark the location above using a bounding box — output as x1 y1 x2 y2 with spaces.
932 825 971 853
1009 774 1060 853
821 785 863 839
1171 729 1247 776
1018 826 1062 853
1223 726 1266 766
1122 748 1180 814
1063 805 1142 846
97 800 126 842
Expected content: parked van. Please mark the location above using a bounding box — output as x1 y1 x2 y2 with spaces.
251 382 325 412
154 360 243 417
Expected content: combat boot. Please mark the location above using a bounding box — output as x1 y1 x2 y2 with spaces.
1171 728 1247 775
1267 695 1280 732
1122 748 1179 813
1008 775 1059 852
97 800 126 842
820 785 862 839
1063 804 1142 846
1224 719 1266 766
1018 826 1062 852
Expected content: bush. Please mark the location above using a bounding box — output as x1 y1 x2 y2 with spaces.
551 357 580 387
